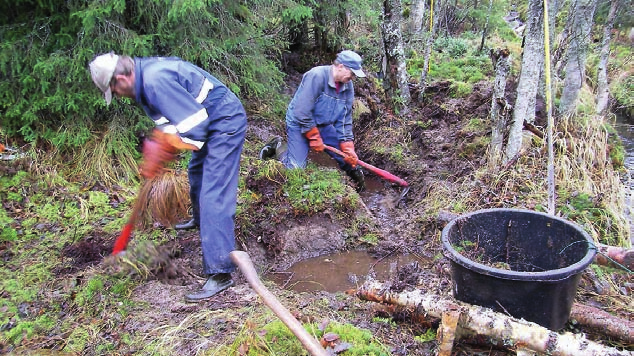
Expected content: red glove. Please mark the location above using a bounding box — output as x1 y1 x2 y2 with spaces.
139 131 178 179
339 141 358 167
304 127 325 152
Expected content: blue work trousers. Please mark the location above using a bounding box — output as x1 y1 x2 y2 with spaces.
282 121 353 172
187 91 246 275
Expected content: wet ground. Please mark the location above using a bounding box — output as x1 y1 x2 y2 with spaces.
267 250 429 293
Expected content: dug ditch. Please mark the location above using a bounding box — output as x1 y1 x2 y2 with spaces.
264 149 424 293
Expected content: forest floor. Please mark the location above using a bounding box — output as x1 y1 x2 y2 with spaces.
2 53 632 355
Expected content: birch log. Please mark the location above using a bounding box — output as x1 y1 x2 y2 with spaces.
357 280 632 356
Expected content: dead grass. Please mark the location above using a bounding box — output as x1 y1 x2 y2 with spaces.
557 112 630 245
136 171 190 229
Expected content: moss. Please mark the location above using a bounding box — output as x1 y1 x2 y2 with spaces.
414 328 437 343
283 165 354 214
75 276 105 307
248 320 390 356
1 315 56 346
63 326 91 353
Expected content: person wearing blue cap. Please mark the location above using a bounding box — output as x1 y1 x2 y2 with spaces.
259 50 367 191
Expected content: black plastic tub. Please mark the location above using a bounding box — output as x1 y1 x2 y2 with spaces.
441 208 596 330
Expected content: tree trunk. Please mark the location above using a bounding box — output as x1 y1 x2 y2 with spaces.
506 0 544 165
419 0 442 96
542 0 559 91
478 0 494 52
382 0 411 113
596 0 620 115
558 0 598 115
488 48 511 168
410 0 426 35
553 0 572 75
357 280 633 355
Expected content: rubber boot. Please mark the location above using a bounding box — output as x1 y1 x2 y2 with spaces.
174 218 199 230
259 136 282 160
347 167 366 192
185 273 234 302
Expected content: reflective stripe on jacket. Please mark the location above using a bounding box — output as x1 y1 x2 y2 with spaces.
134 57 228 149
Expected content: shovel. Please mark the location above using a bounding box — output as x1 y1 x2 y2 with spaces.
112 181 147 255
324 145 410 202
230 251 328 356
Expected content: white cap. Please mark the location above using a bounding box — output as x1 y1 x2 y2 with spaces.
89 53 119 105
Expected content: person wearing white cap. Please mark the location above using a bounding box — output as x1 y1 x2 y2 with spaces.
89 52 246 302
259 50 367 191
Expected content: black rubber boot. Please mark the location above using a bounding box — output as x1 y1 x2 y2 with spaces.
259 136 282 160
174 219 198 230
347 167 366 192
185 273 234 302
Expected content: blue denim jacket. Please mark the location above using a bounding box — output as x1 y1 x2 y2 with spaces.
285 65 354 142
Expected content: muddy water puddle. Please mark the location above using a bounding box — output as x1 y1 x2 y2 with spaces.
266 250 428 293
269 152 418 293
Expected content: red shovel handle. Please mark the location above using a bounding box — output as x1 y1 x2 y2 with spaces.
324 145 409 187
112 183 146 255
112 222 134 255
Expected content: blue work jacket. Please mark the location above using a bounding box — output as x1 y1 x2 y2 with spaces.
286 65 355 142
134 57 228 149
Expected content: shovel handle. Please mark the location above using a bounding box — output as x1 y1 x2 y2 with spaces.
112 180 148 255
230 251 328 356
324 145 409 187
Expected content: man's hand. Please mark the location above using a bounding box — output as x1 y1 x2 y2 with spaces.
339 141 358 167
139 130 178 179
304 127 325 152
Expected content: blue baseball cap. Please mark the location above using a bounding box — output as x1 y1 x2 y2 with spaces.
336 50 366 78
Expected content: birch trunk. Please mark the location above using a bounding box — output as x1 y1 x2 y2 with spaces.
553 0 574 75
559 0 598 115
357 280 632 356
382 0 411 113
538 0 559 114
410 0 426 35
596 0 621 115
419 0 441 96
489 49 511 168
506 0 544 165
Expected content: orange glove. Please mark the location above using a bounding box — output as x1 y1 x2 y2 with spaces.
339 141 358 167
304 127 325 152
139 130 179 179
152 130 199 151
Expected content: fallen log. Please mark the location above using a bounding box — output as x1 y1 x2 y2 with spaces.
357 280 632 356
569 303 634 343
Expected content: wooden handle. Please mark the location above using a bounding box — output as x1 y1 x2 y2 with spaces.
229 251 328 356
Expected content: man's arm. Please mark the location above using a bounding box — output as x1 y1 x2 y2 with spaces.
142 63 213 150
290 68 325 133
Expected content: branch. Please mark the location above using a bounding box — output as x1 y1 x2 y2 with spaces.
357 280 631 355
